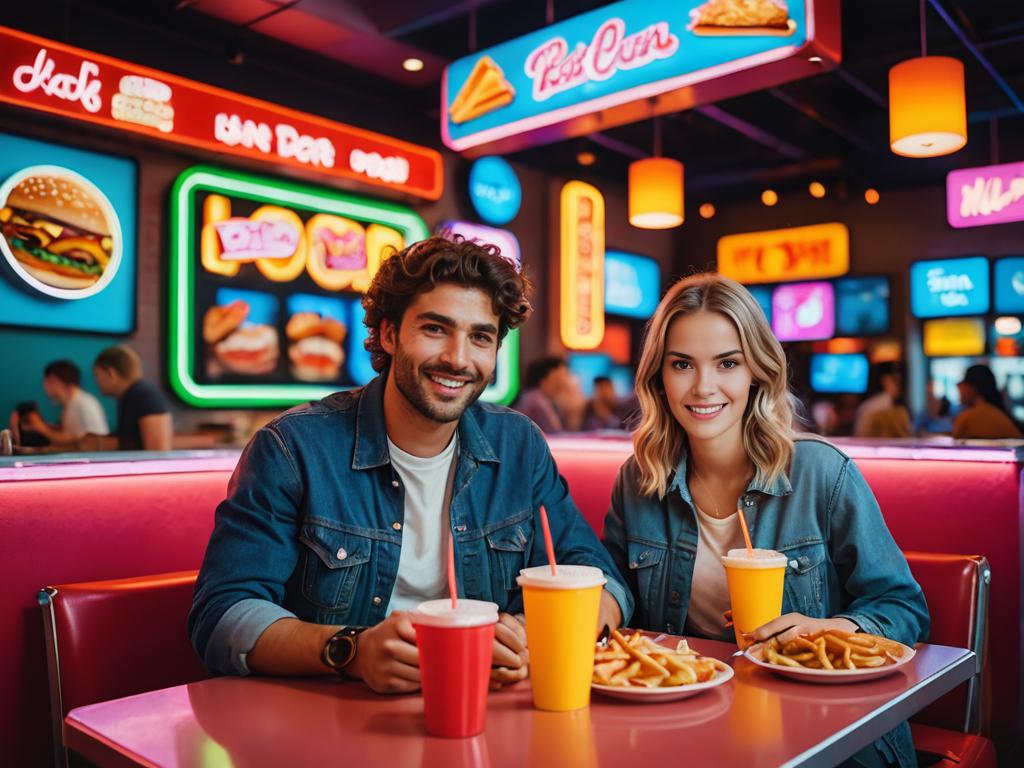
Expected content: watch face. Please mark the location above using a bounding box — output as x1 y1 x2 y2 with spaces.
327 629 360 669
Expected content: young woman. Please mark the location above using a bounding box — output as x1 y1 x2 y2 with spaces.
603 273 928 768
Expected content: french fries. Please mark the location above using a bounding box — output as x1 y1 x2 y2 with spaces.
761 630 905 671
593 630 721 688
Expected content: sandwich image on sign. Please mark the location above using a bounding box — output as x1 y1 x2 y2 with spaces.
449 55 516 124
203 289 280 377
0 166 122 299
688 0 796 35
286 295 347 382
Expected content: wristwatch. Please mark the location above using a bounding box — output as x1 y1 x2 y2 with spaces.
322 626 366 675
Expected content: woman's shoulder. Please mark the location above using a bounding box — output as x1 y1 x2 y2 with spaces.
790 435 852 473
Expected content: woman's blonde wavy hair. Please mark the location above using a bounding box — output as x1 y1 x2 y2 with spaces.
632 272 795 498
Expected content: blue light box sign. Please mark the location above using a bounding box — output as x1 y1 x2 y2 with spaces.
994 256 1024 314
835 276 890 336
605 250 660 318
468 156 521 225
810 353 869 394
910 256 989 319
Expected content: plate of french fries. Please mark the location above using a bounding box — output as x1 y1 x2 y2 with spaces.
592 629 733 702
744 630 916 684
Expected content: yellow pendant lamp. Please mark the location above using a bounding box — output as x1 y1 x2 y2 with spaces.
889 2 966 158
629 118 684 229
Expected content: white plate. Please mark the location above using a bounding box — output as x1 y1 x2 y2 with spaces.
592 658 734 702
744 640 916 684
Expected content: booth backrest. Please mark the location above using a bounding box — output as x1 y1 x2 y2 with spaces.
39 570 209 768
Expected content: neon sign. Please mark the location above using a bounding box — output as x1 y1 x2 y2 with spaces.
468 157 521 225
717 222 849 284
947 161 1024 228
442 0 839 153
772 281 835 342
560 181 605 350
0 26 443 199
910 257 990 319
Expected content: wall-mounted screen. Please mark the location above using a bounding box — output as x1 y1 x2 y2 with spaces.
922 317 986 357
772 282 834 341
605 250 660 319
910 256 989 318
994 256 1024 315
809 353 869 394
746 285 773 326
834 276 890 336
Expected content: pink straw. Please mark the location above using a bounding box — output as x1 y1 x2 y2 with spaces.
539 505 557 576
448 531 458 609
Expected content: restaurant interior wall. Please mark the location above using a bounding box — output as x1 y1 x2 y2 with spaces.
673 183 1024 413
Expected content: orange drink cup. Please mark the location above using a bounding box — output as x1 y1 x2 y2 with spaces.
721 548 787 648
517 564 606 711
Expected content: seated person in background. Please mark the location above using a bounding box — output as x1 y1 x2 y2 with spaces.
853 361 902 437
14 360 109 446
863 401 912 438
602 273 928 768
189 235 631 693
914 389 953 436
93 346 173 451
953 364 1023 439
513 356 586 433
582 375 623 431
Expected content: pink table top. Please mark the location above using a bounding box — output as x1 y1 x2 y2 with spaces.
65 638 975 768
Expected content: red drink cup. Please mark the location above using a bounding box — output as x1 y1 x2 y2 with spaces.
412 599 498 738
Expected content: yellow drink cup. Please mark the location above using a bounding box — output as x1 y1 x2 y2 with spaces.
721 548 787 649
517 564 606 711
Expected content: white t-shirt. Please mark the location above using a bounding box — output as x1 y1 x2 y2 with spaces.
62 388 109 438
685 506 743 639
385 434 458 614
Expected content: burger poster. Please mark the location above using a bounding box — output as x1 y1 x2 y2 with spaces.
0 132 135 333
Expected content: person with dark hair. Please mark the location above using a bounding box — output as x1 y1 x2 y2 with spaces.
853 361 902 437
93 345 172 451
190 234 632 694
953 364 1023 439
513 355 578 433
9 359 108 446
582 376 623 431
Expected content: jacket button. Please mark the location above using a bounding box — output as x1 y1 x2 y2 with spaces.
629 561 638 568
670 591 680 603
336 548 347 560
391 479 400 488
789 559 799 570
372 596 382 605
392 522 402 531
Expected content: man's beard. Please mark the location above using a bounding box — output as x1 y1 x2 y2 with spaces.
390 347 488 424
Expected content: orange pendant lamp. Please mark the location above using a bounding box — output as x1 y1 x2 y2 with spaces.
629 118 684 229
889 2 966 157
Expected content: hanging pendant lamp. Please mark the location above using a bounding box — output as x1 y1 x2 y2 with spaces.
889 1 966 157
629 118 684 229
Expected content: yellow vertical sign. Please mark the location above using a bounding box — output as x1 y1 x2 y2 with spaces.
560 180 605 349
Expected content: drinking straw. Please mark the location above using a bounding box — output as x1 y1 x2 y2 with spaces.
539 505 557 576
736 502 754 556
448 531 458 609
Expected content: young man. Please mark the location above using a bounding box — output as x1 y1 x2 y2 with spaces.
189 236 632 693
93 346 173 451
20 360 109 445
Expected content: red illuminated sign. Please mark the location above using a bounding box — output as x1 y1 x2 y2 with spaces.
0 27 443 200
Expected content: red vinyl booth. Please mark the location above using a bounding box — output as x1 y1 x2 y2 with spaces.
39 570 209 767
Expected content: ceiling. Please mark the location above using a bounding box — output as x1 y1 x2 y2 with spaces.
31 1 1024 200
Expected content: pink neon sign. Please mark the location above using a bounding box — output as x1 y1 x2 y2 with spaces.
947 161 1024 229
772 282 835 342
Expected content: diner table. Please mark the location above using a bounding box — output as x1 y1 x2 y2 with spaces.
64 637 976 768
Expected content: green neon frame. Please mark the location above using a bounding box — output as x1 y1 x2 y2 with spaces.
169 165 520 408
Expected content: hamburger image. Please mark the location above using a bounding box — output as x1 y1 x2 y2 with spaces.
0 171 117 291
286 311 346 382
203 300 280 377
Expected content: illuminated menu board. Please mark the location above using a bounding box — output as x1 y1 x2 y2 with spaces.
169 165 429 408
910 257 989 319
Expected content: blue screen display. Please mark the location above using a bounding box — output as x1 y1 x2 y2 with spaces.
994 257 1024 314
605 250 660 318
810 354 869 394
568 352 612 397
835 277 890 336
746 285 773 325
910 256 989 318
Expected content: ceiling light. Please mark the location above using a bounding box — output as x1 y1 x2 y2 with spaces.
576 151 596 166
699 203 715 219
402 58 425 72
808 55 822 63
761 189 778 206
865 188 880 205
629 158 684 228
808 181 826 198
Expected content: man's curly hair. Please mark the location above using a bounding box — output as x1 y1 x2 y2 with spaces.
362 234 533 373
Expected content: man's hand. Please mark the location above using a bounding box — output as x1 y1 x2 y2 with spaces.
746 613 859 646
490 613 529 689
597 589 623 636
346 611 421 694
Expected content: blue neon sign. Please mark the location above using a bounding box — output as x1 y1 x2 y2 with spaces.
910 257 989 318
468 157 521 225
994 256 1024 314
605 250 659 318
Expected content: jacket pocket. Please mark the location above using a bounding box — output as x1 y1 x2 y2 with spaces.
781 540 828 617
299 524 373 610
626 540 666 614
485 516 532 596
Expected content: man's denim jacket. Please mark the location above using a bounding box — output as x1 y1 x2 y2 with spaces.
189 375 633 676
603 437 929 768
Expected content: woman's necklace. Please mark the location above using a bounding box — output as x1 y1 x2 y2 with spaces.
691 467 729 519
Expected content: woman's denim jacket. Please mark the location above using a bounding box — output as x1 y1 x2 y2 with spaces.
603 438 929 768
189 375 632 676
